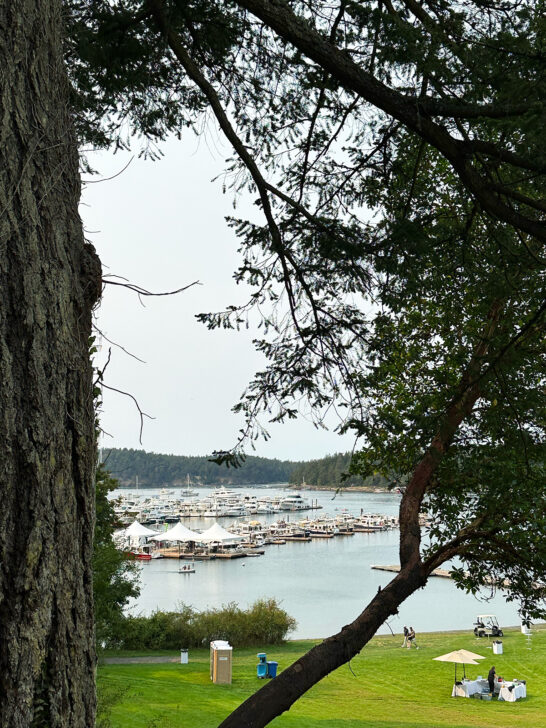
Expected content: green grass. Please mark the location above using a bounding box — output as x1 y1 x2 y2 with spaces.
98 626 546 728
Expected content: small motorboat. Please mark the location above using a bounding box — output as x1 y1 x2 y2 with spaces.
178 564 195 573
130 551 152 561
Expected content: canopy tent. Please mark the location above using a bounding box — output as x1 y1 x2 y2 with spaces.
433 649 485 683
199 522 245 543
149 521 202 542
124 520 159 538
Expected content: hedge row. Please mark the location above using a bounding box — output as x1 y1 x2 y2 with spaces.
106 598 297 649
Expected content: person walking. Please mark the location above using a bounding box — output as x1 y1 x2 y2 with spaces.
401 626 409 648
488 665 496 696
407 627 419 649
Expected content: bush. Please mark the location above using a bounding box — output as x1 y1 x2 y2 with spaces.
108 599 296 650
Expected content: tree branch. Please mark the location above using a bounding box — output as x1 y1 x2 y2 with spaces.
218 562 427 728
398 298 504 567
234 0 546 243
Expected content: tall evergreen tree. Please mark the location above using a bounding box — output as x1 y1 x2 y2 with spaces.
0 2 101 725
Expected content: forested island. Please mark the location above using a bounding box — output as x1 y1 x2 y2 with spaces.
289 453 388 490
101 448 387 489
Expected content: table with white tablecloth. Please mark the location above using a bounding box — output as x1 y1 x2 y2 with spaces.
498 681 527 702
451 678 489 698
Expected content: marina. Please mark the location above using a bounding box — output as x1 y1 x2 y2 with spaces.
114 486 325 526
115 485 402 561
114 487 524 639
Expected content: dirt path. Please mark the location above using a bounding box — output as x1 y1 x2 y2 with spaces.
101 656 181 664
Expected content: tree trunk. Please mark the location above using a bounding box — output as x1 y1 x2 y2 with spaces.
0 2 101 726
218 313 497 727
218 563 427 728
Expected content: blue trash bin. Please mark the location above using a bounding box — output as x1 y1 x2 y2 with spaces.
257 653 267 678
266 661 278 678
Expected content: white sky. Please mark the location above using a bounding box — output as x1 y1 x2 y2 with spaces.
81 134 354 461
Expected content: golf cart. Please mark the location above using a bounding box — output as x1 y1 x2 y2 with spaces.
474 614 503 638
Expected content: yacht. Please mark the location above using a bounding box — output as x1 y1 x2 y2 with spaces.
203 505 228 517
211 486 233 499
279 493 311 511
224 504 246 517
354 514 387 531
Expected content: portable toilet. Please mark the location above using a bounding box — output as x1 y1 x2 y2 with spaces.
210 640 232 684
257 653 268 678
266 661 278 678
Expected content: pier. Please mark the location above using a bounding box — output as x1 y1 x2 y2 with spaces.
371 565 452 579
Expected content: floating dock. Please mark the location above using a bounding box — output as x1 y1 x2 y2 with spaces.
371 565 452 579
370 565 527 588
158 548 217 560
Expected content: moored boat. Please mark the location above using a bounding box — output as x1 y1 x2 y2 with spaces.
129 551 152 560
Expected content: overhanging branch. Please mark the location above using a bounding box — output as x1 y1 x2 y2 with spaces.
234 0 546 243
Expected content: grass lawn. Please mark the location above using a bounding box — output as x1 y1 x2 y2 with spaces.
98 626 545 728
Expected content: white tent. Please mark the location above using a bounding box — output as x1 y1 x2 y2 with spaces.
124 520 159 538
199 522 244 543
149 521 202 542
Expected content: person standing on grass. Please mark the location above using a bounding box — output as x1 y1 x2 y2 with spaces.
401 626 409 648
488 666 496 695
407 627 419 649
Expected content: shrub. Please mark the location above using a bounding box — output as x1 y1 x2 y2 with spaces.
107 599 296 649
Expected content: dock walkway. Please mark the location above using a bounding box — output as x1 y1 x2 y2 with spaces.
371 565 452 579
371 565 525 588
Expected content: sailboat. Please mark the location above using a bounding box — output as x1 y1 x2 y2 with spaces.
180 474 197 497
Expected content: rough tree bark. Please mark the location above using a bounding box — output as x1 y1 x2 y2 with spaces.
0 2 102 726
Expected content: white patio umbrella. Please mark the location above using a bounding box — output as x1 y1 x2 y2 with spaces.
198 522 245 543
433 649 486 682
148 521 202 542
124 520 159 538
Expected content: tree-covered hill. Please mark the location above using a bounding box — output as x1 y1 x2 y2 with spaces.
289 452 388 489
101 448 299 486
100 448 386 488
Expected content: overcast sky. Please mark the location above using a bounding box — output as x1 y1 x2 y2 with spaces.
81 134 354 461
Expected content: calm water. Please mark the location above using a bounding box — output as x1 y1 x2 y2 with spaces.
118 487 525 639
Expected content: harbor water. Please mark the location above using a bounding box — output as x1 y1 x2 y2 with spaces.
119 486 524 639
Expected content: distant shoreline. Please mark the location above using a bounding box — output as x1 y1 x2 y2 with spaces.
292 484 396 493
116 483 395 493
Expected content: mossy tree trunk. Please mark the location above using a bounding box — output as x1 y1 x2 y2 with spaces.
0 1 101 725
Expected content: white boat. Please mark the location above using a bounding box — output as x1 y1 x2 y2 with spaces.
211 486 233 498
256 503 275 514
224 505 246 517
354 514 386 531
279 493 311 511
180 475 197 497
178 564 195 573
203 506 228 517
